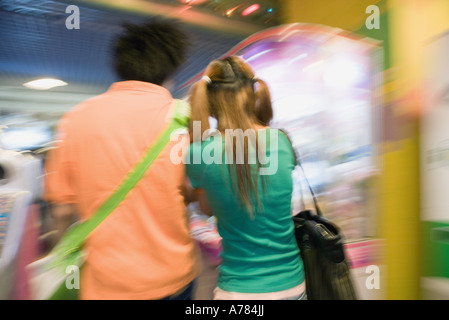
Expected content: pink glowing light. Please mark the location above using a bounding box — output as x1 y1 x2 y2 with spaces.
242 4 260 16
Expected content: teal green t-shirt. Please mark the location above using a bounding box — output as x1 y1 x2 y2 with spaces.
186 128 304 293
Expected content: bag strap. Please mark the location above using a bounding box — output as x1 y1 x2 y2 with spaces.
279 129 323 217
50 99 191 259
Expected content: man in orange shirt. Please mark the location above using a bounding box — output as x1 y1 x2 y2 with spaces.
44 18 198 300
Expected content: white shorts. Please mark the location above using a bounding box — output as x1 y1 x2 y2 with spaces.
213 281 306 300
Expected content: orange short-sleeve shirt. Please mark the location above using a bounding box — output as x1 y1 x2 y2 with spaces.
45 81 198 300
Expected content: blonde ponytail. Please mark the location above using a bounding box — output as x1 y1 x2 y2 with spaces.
189 78 211 142
254 78 273 126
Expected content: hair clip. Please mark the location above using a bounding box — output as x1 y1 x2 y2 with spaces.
202 75 212 84
252 76 259 82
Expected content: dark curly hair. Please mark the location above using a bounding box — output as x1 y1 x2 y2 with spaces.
114 17 190 85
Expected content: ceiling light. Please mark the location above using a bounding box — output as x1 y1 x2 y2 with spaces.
226 5 241 16
23 78 68 90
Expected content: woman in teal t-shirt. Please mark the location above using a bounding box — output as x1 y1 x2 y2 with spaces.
185 56 305 300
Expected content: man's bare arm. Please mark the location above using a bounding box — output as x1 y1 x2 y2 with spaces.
50 203 78 244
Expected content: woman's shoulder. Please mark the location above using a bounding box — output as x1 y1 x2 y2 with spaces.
260 128 293 146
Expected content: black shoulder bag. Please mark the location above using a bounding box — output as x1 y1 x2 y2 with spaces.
282 130 358 300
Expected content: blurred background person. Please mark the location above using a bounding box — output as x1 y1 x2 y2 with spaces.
43 18 198 300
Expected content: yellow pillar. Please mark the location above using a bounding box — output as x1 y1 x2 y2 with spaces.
384 0 449 299
377 0 422 300
281 0 384 30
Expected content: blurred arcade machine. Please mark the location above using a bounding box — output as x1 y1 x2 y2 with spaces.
0 128 43 300
185 23 385 300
